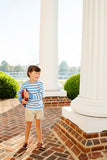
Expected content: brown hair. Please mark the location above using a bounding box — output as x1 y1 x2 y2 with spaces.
27 65 41 77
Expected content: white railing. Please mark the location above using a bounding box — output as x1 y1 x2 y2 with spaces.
58 71 79 79
5 71 80 80
5 72 28 80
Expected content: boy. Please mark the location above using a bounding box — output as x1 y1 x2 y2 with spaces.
17 65 45 150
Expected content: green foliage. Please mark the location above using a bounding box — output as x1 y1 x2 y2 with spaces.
0 71 20 99
64 73 80 100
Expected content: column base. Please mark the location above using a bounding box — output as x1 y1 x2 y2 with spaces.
44 89 66 97
52 108 107 160
71 96 107 117
62 107 107 133
44 83 62 91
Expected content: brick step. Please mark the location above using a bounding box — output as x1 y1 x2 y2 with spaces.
43 96 71 107
52 116 107 160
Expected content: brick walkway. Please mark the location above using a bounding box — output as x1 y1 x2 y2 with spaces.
0 99 75 160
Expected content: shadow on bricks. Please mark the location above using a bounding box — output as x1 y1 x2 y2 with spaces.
12 147 27 158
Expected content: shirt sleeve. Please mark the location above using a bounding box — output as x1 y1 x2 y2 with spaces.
29 82 44 100
17 84 25 103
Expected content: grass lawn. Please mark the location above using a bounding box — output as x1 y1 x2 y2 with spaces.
59 79 67 87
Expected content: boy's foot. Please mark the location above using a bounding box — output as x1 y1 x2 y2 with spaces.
36 142 46 151
22 143 28 149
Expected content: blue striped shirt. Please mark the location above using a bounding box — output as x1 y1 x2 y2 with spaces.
17 80 44 109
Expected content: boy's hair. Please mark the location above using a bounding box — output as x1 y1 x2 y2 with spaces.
27 65 41 77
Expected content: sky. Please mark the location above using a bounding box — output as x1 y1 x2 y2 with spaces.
0 0 82 67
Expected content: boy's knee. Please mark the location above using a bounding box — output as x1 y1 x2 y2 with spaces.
26 121 32 127
36 125 41 130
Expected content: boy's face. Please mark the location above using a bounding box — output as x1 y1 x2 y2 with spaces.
29 71 41 82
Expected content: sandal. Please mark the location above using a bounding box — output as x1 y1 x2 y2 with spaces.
36 142 46 151
22 143 28 149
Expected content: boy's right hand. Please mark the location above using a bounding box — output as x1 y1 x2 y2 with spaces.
21 99 28 105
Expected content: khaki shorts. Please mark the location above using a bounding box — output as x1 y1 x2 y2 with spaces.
25 108 44 121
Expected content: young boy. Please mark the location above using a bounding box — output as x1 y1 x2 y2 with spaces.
17 65 45 150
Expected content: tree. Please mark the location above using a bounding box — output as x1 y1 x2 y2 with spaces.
69 66 78 73
0 60 10 72
77 66 80 72
59 61 69 72
14 65 25 72
0 60 27 72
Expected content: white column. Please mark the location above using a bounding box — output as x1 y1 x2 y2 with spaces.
39 0 62 93
63 0 107 133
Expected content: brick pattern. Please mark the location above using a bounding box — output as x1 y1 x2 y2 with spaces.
0 99 75 160
53 116 107 160
43 96 71 107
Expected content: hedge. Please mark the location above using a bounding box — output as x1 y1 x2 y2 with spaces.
64 73 80 100
0 71 19 99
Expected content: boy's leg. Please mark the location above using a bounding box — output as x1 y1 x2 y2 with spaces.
35 119 42 143
35 119 45 151
25 121 32 143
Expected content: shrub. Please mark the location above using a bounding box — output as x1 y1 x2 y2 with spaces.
64 73 80 100
0 71 19 99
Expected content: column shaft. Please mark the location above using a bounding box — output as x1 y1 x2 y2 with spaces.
71 0 107 117
39 0 61 91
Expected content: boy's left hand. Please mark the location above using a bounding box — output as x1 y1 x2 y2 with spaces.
24 91 29 99
21 99 28 104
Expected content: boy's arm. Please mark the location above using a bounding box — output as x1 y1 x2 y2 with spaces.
17 84 24 103
29 83 44 100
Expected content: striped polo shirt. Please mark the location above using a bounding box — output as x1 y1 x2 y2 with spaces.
17 80 44 109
